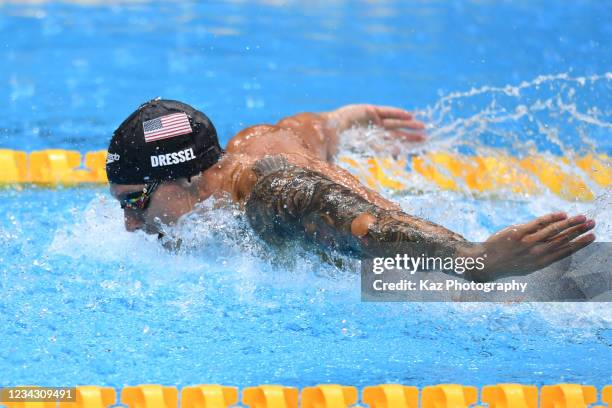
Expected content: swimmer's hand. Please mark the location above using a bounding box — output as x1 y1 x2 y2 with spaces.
326 104 426 142
463 212 596 282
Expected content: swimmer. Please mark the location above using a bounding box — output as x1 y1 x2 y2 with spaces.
106 99 596 282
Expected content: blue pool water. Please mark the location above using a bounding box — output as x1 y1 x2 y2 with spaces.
1 0 611 388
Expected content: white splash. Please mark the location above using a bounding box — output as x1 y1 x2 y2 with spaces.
46 73 611 328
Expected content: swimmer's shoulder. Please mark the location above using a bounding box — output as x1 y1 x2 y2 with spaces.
225 153 303 203
226 124 280 154
227 123 317 159
220 153 257 203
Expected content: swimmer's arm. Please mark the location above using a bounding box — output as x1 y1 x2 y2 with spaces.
323 104 425 135
363 211 595 282
275 104 425 162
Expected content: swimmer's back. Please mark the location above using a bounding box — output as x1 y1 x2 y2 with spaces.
226 112 337 161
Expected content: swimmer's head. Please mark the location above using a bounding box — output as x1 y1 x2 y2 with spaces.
106 99 223 233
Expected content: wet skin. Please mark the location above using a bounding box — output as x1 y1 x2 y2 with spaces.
109 104 596 281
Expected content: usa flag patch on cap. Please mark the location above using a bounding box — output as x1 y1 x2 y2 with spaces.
143 112 192 143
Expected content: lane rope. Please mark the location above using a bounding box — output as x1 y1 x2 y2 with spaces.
0 383 609 408
0 149 609 201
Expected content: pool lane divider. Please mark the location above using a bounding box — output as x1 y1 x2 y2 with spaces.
0 149 108 185
1 384 610 408
0 149 610 201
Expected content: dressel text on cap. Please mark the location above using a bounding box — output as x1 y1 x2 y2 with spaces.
150 148 196 168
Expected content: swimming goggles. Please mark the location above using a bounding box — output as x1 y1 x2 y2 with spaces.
119 180 161 211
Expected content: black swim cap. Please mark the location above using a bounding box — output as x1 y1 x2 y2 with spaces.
106 99 223 184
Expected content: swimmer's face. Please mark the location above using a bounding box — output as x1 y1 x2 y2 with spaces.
110 180 198 234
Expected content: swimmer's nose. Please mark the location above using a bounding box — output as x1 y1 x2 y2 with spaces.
123 208 144 232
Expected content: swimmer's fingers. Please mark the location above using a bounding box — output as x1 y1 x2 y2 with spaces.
548 219 596 245
519 212 568 236
523 214 588 244
379 116 427 142
528 220 595 258
533 234 595 269
381 118 426 130
373 105 415 121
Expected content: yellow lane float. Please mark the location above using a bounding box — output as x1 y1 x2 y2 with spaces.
362 384 419 408
300 384 357 408
0 149 108 185
243 385 298 408
0 149 609 201
181 385 238 408
59 386 116 408
540 384 598 408
481 384 538 408
120 385 177 408
341 152 610 201
420 384 478 408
